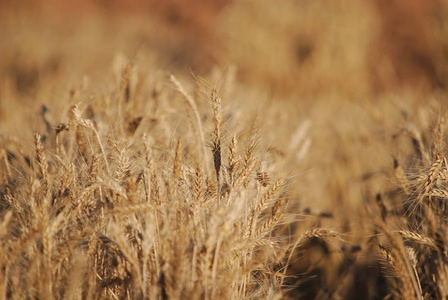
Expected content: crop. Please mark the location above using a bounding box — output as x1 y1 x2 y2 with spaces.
2 1 448 299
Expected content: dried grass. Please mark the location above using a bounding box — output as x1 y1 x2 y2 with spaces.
3 3 448 299
0 72 295 299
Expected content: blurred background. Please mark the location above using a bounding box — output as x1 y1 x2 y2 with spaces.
2 0 448 99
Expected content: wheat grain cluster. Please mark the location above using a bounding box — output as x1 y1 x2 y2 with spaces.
3 1 448 299
0 66 300 299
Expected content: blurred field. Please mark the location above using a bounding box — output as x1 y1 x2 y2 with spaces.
2 1 448 299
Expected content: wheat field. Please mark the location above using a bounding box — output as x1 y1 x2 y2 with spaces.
2 1 448 299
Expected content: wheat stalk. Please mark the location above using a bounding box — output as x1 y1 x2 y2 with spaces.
170 75 209 170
